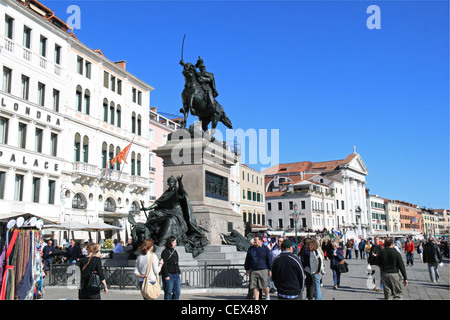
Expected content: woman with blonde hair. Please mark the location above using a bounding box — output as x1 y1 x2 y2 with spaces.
78 242 108 299
134 239 164 299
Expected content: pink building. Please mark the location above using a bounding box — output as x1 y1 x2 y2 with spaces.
148 107 181 203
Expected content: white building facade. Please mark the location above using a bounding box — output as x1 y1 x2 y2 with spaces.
264 150 371 240
0 0 153 243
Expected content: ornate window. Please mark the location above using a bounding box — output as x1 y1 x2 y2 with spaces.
104 197 116 212
130 201 140 214
72 193 87 209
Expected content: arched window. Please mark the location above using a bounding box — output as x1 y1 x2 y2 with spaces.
101 142 107 168
116 105 121 127
131 112 136 134
137 115 142 135
74 133 81 162
137 153 141 176
76 85 82 112
115 146 121 170
108 144 114 169
131 151 136 175
84 89 90 115
104 197 116 212
72 193 87 209
129 201 140 214
103 98 108 122
109 102 115 125
82 136 89 163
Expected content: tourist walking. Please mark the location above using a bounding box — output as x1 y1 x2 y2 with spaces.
272 239 305 300
417 241 424 262
160 236 181 300
365 240 372 262
353 239 359 259
377 237 408 300
422 237 443 283
269 237 284 293
134 239 163 300
244 235 273 300
78 242 108 300
329 242 344 289
358 239 366 259
404 237 415 266
301 238 325 299
368 236 384 291
345 239 353 259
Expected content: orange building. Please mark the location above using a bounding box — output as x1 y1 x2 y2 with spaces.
395 201 422 232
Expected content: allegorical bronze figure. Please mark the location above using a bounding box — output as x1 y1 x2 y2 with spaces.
135 175 207 257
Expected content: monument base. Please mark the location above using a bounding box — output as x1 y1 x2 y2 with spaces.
154 126 244 245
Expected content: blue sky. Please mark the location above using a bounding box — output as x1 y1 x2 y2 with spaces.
42 0 449 209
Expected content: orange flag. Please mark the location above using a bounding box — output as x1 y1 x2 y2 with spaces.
108 142 132 167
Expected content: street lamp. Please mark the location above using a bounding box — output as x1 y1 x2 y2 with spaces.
290 203 301 253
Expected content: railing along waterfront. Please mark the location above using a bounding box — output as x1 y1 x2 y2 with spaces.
48 263 249 290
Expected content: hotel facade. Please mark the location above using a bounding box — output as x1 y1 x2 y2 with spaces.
0 0 174 243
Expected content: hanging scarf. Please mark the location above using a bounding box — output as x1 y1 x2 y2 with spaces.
0 229 19 300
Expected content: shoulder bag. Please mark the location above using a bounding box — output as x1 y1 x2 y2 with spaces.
141 253 161 300
338 259 349 273
82 256 105 291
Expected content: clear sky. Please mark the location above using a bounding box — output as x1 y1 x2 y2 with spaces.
42 0 449 209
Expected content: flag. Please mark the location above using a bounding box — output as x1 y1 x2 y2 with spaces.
108 142 132 167
411 216 417 223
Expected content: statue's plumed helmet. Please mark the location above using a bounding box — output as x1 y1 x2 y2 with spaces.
195 56 205 69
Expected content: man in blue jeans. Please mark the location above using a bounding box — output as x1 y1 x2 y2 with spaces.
160 236 181 300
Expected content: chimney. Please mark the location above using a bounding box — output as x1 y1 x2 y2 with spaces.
151 107 157 112
114 60 127 70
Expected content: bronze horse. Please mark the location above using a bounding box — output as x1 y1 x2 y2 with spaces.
180 62 232 137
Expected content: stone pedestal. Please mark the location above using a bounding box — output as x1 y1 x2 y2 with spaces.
154 126 244 245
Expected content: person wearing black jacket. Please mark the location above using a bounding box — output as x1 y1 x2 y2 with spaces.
368 237 384 292
65 239 81 264
78 242 108 300
42 240 55 275
160 236 181 300
272 239 305 300
423 237 443 283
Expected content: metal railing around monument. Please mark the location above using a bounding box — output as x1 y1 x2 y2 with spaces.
48 263 249 290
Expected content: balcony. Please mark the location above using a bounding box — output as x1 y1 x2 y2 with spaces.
1 35 62 77
100 168 129 190
129 175 149 194
4 38 14 52
72 162 98 184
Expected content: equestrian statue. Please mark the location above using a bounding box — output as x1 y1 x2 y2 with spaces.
179 56 232 138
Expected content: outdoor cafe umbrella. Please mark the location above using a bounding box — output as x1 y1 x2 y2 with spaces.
84 221 122 232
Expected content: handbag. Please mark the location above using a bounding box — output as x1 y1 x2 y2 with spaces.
87 271 104 291
141 253 161 300
338 260 349 273
82 256 105 291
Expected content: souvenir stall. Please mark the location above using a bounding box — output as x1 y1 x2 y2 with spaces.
0 215 45 300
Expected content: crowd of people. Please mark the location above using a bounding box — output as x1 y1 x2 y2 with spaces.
37 233 447 301
243 232 448 300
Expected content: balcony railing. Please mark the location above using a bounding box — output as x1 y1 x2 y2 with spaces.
4 38 14 52
2 35 62 77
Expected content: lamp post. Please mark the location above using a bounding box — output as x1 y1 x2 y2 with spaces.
290 203 301 253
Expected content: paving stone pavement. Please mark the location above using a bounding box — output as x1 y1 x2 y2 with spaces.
41 253 449 301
